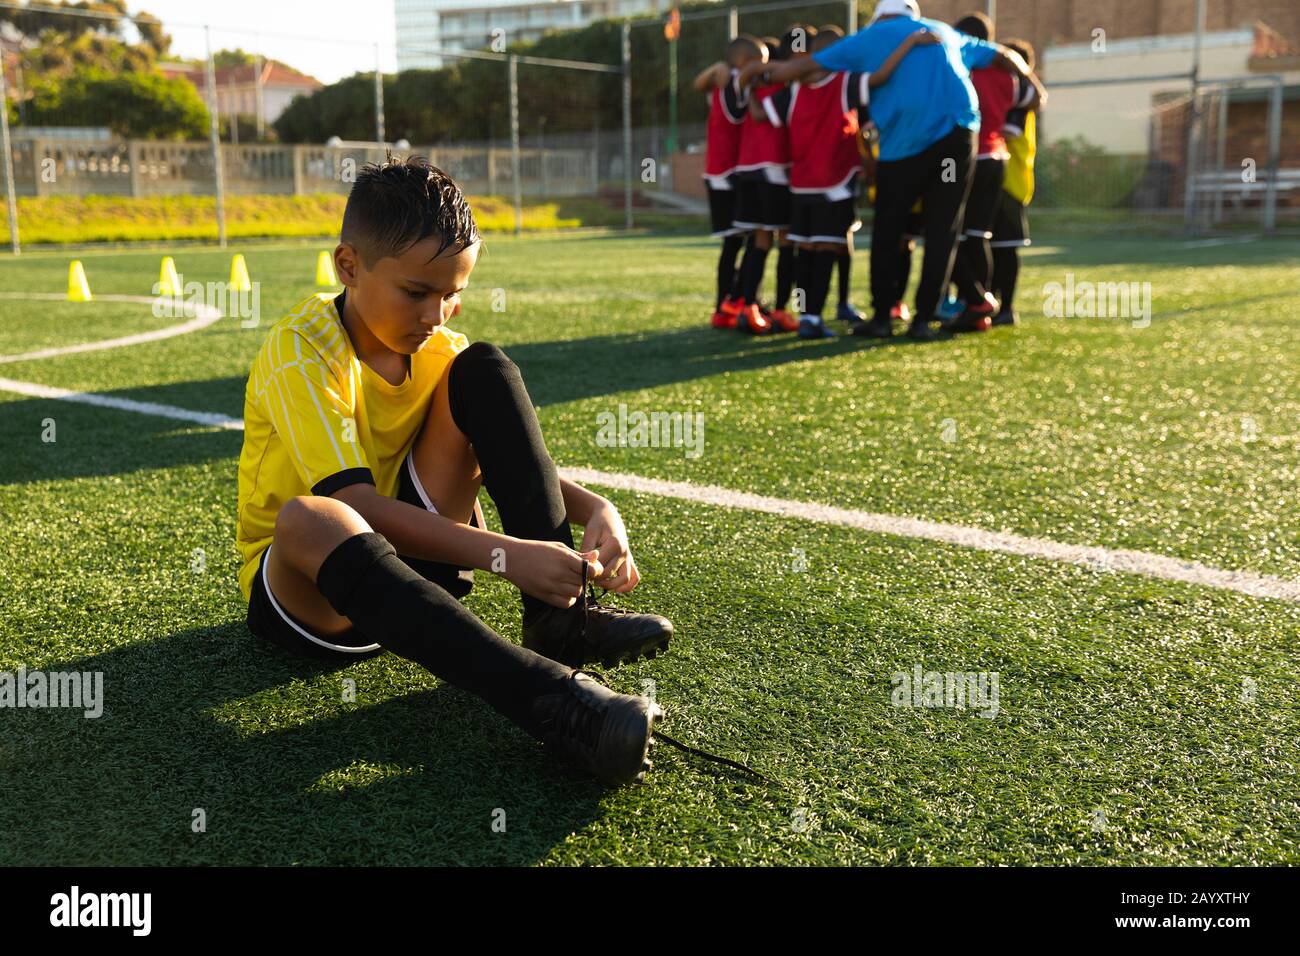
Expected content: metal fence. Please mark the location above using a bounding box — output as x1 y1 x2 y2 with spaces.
0 4 637 253
1031 72 1292 234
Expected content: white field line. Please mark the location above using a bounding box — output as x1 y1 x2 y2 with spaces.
562 468 1300 603
0 294 223 364
0 294 1296 603
0 376 244 430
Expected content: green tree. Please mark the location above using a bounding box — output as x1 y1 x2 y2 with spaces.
26 67 210 139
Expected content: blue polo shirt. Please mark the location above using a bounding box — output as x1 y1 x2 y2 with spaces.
813 16 999 162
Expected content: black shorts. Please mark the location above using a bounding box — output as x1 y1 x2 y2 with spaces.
787 193 860 245
732 174 790 232
707 181 742 238
245 450 476 660
959 157 1006 241
990 189 1030 248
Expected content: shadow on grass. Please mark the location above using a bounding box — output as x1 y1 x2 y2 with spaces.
0 621 610 865
0 377 247 487
0 327 925 485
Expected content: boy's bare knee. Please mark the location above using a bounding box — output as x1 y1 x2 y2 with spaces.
274 495 370 565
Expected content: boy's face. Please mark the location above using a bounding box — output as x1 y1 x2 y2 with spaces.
336 236 479 355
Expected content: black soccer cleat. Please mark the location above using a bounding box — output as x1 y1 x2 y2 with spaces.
849 316 894 338
524 590 673 668
906 320 942 341
531 671 662 786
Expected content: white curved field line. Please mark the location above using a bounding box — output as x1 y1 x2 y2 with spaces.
0 292 238 428
0 292 223 365
0 292 1296 603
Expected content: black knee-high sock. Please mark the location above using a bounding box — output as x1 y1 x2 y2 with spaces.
836 250 852 306
316 531 572 734
951 239 988 304
895 246 913 303
805 250 836 317
792 247 811 313
775 244 795 310
739 243 770 304
731 234 755 300
716 235 744 309
446 342 573 624
992 246 1019 307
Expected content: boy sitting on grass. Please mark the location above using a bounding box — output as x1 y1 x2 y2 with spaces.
235 156 672 786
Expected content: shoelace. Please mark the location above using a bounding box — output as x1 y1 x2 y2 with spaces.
578 559 776 788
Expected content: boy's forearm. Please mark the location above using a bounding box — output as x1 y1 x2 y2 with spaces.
993 46 1031 78
692 60 726 92
332 483 516 571
872 34 917 85
763 56 820 85
560 477 606 526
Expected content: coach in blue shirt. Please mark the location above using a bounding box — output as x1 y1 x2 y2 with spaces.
773 0 1033 339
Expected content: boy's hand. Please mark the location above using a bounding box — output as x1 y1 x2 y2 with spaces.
501 540 604 609
737 61 765 89
909 28 941 46
579 500 640 593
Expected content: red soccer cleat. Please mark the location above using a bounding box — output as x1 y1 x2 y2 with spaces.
767 308 799 332
736 302 772 334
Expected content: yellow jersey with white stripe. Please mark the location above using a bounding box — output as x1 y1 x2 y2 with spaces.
235 291 468 600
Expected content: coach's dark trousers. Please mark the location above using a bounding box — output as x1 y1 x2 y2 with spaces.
870 125 976 325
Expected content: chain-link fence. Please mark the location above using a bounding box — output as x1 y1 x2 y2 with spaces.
0 3 635 252
1032 72 1293 234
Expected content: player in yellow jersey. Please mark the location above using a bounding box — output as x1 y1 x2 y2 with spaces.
235 156 669 785
989 39 1039 326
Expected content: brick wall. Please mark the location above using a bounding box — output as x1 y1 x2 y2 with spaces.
908 0 1300 74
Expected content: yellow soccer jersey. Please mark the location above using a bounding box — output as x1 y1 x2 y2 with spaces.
1003 109 1036 205
235 291 468 600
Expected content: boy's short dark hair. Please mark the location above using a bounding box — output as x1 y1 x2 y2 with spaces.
341 154 481 267
1003 37 1034 70
954 12 993 41
763 36 783 60
811 24 844 53
726 34 767 67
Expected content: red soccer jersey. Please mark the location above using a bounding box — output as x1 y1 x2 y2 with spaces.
970 67 1033 159
735 81 789 176
764 71 867 194
704 73 746 179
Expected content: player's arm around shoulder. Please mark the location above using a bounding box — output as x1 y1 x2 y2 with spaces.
870 27 940 87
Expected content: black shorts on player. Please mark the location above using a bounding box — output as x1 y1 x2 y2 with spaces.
787 194 860 245
732 173 790 232
246 449 476 660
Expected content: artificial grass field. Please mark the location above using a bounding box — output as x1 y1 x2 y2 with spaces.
0 231 1296 865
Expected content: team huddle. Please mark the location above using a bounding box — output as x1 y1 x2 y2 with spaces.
698 3 1044 341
